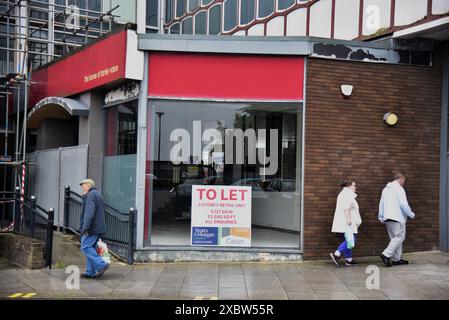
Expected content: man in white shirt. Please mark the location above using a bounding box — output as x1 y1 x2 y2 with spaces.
378 173 415 267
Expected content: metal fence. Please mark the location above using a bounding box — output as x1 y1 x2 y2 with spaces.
0 191 15 229
63 186 135 265
0 189 54 269
27 145 88 227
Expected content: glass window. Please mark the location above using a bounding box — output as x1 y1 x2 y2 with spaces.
170 22 180 34
145 101 303 249
146 0 159 27
189 0 199 12
201 0 214 5
176 0 187 18
182 17 193 34
105 101 138 157
86 0 102 29
103 154 137 213
240 0 255 25
166 0 174 22
88 0 101 11
278 0 295 10
223 0 238 32
208 4 221 35
103 101 138 213
258 0 275 18
194 11 207 34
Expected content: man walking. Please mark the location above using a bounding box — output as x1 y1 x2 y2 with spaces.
378 173 415 267
79 179 109 278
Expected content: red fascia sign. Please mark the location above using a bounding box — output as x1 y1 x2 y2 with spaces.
148 52 304 101
29 29 142 108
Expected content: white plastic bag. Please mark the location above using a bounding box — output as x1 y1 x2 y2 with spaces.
344 225 355 249
96 238 111 264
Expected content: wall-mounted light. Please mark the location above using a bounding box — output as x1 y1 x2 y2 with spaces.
383 112 398 126
340 85 353 98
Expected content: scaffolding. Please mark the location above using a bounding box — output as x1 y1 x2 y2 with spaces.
0 0 120 227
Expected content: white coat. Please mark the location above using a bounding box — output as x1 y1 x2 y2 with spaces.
331 187 362 234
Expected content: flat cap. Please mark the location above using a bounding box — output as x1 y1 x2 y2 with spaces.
79 178 95 187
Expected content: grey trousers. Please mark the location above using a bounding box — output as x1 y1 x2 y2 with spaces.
382 220 406 262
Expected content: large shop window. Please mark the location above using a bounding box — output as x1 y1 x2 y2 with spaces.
103 100 137 213
145 101 302 249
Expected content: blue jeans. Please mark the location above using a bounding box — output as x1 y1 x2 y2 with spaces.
337 234 357 259
81 235 107 276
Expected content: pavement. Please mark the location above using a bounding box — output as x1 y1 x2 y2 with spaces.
1 232 449 300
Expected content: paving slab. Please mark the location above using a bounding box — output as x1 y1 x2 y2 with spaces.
2 250 449 300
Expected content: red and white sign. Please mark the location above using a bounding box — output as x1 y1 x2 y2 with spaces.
29 29 143 107
191 185 252 247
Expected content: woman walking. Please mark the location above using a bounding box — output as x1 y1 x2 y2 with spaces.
330 180 362 267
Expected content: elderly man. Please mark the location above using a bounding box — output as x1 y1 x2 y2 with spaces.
378 173 415 267
79 178 109 278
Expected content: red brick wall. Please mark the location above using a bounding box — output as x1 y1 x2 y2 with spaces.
303 54 442 260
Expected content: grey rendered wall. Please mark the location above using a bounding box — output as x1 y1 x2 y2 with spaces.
79 92 106 192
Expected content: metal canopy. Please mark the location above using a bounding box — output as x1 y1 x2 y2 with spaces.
27 97 89 128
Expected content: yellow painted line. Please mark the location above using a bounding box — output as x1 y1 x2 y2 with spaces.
194 296 218 300
8 293 37 299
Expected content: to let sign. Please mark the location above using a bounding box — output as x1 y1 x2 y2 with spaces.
191 185 252 247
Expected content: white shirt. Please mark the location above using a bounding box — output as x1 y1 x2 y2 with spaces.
378 181 415 224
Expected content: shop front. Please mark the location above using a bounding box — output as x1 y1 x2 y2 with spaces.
28 30 444 262
141 52 305 254
132 36 442 262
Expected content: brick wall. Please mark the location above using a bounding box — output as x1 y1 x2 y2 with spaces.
303 52 443 260
0 233 46 269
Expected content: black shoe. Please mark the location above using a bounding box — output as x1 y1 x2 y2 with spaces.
379 253 392 267
81 273 95 279
392 259 409 266
93 263 110 278
330 253 341 266
345 260 357 267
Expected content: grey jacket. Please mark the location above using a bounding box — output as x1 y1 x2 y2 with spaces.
80 187 107 235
